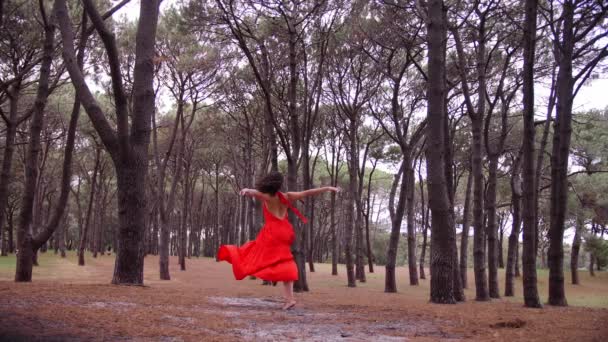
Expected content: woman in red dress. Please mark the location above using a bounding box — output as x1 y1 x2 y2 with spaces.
218 171 339 310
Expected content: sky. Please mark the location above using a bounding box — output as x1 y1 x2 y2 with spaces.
111 0 608 112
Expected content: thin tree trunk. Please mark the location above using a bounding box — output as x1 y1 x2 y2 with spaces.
486 157 500 298
344 118 358 288
460 169 472 288
78 148 101 266
498 218 505 269
406 165 418 285
505 152 522 297
570 215 582 285
364 161 376 273
418 158 427 280
331 190 338 276
385 163 406 292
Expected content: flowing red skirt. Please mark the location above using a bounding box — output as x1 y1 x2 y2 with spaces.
218 204 298 282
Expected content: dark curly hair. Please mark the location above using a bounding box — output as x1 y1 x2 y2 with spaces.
255 171 284 195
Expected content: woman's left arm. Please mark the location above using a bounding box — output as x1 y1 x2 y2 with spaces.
239 188 273 202
286 186 340 201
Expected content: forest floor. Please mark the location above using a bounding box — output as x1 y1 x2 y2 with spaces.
0 252 607 341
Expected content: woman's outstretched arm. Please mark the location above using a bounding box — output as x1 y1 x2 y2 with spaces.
239 188 273 202
286 186 340 201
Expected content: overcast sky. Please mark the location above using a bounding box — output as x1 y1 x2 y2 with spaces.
112 0 608 113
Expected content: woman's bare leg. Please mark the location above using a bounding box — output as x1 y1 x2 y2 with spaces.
282 281 296 310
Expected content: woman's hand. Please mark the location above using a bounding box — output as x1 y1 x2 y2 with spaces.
239 188 254 197
326 186 341 193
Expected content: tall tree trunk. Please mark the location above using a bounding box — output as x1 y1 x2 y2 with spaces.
406 165 418 285
418 158 427 280
364 161 376 273
515 241 521 277
471 115 488 301
426 0 456 304
460 169 473 288
547 0 574 307
498 219 505 269
344 118 358 288
56 0 160 285
288 159 308 291
385 163 407 292
331 190 338 276
505 153 522 296
78 148 101 266
179 170 190 271
486 157 500 298
521 0 542 308
0 83 20 257
14 11 55 282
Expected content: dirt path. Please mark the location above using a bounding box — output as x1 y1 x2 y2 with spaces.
0 253 607 341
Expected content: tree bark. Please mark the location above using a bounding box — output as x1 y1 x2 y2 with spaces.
14 6 55 281
498 217 505 269
505 153 522 297
570 215 582 285
344 125 358 288
418 158 427 280
426 0 456 304
386 163 406 292
56 0 160 284
406 165 418 285
460 169 472 288
0 83 21 257
78 148 101 266
547 0 575 307
521 0 542 308
485 157 500 298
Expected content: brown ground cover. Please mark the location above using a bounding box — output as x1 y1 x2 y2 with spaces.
0 253 606 341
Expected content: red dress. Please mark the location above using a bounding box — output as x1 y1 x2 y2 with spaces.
218 192 307 282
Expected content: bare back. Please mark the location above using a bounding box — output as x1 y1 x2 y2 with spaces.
264 194 288 219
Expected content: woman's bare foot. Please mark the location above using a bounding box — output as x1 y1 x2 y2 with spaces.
282 300 296 310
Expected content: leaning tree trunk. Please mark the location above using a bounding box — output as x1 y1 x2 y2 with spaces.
426 0 456 304
520 0 542 308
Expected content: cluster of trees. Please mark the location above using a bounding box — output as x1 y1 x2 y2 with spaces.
0 0 606 307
